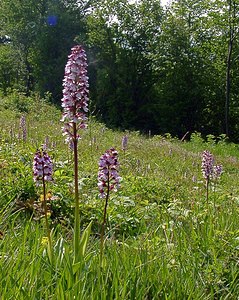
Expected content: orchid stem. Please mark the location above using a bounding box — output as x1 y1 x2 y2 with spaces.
42 178 53 264
73 123 80 263
100 175 110 263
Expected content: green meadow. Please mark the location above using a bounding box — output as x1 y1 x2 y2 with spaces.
0 93 238 299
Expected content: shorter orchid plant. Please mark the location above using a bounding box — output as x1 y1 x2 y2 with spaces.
19 115 27 142
122 135 128 153
201 150 222 202
33 149 53 261
98 148 120 254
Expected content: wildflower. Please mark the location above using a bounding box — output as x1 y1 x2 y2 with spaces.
201 150 214 179
19 115 27 142
33 149 53 186
41 236 49 246
98 148 120 257
213 164 223 180
9 128 14 141
98 148 120 198
122 135 128 151
33 149 54 261
43 136 50 150
40 191 53 201
61 46 89 263
192 175 197 183
201 150 223 203
61 45 89 143
52 141 57 149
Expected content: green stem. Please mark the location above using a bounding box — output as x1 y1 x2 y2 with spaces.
73 122 80 263
206 177 209 204
100 172 110 261
42 177 53 264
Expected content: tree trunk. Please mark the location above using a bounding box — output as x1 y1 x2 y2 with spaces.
225 0 235 137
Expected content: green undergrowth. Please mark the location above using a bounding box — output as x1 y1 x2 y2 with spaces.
0 94 239 299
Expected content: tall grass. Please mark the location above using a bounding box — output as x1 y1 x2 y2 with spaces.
0 94 238 298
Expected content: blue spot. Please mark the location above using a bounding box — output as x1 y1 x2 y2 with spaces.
47 15 58 26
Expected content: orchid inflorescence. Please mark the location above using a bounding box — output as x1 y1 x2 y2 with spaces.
61 45 89 143
98 148 120 198
19 115 27 142
122 135 128 151
201 150 222 180
201 150 214 179
33 149 53 186
213 164 223 180
43 136 50 150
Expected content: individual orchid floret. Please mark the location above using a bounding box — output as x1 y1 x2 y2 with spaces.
33 149 53 186
61 45 89 143
122 135 128 151
201 150 214 179
98 148 120 198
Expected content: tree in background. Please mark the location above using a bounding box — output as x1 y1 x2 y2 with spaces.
0 0 86 99
86 0 163 132
150 0 208 136
32 1 87 100
0 43 24 94
224 0 239 139
1 0 239 140
0 0 40 93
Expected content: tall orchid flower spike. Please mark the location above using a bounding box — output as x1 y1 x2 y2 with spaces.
61 45 89 263
61 45 89 143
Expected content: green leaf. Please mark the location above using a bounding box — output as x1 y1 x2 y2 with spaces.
72 221 92 274
79 221 92 258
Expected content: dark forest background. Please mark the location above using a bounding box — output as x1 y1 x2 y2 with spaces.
1 0 239 141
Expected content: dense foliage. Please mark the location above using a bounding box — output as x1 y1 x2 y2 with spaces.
1 0 239 139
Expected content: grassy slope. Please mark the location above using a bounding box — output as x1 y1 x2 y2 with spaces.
0 95 239 299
